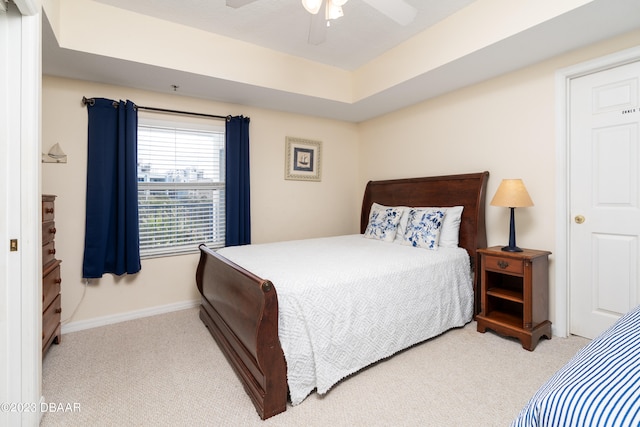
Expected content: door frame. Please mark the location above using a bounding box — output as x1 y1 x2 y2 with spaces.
555 45 640 338
1 2 41 426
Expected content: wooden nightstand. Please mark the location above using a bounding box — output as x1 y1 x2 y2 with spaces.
476 246 552 351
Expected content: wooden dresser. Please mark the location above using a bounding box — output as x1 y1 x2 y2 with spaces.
42 194 62 356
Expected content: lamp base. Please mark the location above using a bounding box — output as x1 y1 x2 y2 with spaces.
502 207 523 252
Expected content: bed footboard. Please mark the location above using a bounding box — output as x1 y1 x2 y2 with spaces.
196 244 287 420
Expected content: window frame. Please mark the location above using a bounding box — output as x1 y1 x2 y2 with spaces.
137 114 226 259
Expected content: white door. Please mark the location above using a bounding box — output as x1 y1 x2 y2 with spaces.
569 60 640 339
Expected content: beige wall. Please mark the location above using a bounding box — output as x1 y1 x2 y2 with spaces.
359 30 640 325
42 77 360 325
43 30 640 328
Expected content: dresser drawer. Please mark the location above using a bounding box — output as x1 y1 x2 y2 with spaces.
42 198 55 222
43 261 62 310
484 255 523 274
42 220 56 245
42 240 56 267
43 293 61 345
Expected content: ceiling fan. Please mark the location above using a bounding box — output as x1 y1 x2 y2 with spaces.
225 0 418 45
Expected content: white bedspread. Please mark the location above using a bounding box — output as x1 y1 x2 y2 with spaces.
217 234 473 405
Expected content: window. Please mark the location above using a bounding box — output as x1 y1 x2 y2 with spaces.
137 115 225 258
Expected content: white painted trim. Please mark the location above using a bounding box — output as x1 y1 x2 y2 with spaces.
13 0 40 16
555 45 640 338
61 300 201 334
20 10 42 427
0 7 16 427
554 72 569 338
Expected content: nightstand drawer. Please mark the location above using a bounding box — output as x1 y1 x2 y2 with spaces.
484 255 523 274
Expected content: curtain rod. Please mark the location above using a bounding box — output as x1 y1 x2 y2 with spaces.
137 105 229 121
81 96 238 121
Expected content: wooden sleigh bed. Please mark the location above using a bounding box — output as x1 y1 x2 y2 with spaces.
196 171 489 419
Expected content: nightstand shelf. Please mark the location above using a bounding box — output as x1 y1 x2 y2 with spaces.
476 246 552 351
483 310 522 329
486 287 523 303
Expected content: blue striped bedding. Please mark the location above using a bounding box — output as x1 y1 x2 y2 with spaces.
511 304 640 427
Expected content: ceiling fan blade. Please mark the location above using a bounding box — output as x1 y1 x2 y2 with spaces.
308 0 327 45
225 0 258 8
361 0 417 26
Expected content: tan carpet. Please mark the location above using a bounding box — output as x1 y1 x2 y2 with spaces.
41 308 589 427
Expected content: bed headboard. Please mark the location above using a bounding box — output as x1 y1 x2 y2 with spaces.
360 172 489 314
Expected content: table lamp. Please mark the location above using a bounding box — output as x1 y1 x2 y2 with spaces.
490 179 534 252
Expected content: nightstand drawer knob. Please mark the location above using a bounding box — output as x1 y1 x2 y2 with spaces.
497 260 509 269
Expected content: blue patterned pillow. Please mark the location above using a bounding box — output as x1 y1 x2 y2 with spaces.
394 206 464 248
402 209 445 249
364 203 402 242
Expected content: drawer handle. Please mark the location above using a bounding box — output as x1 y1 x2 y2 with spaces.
48 249 56 255
55 308 62 314
55 278 62 284
45 208 54 214
497 260 509 269
49 227 57 234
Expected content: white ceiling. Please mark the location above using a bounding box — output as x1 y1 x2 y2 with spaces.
41 0 640 122
91 0 477 71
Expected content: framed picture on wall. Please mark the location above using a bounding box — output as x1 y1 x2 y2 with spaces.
285 136 321 181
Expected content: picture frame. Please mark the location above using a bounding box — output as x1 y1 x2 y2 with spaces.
285 136 321 181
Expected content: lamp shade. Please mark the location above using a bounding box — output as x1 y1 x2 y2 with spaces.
490 179 534 208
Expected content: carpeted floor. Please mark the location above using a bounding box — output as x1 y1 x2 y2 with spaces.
41 308 589 426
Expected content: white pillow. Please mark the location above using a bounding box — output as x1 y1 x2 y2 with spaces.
400 208 445 250
438 206 464 248
363 203 402 242
395 205 464 248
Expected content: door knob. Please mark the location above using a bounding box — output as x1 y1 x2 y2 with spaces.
575 215 585 224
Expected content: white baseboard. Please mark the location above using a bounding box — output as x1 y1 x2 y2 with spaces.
61 299 200 334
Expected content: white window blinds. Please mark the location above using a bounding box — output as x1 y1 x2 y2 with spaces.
137 117 225 258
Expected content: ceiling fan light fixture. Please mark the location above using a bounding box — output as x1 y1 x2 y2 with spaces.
326 2 344 20
301 0 322 14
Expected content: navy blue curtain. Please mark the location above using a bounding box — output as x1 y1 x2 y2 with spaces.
225 115 251 246
82 98 141 278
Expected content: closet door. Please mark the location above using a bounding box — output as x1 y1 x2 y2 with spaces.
569 60 640 339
